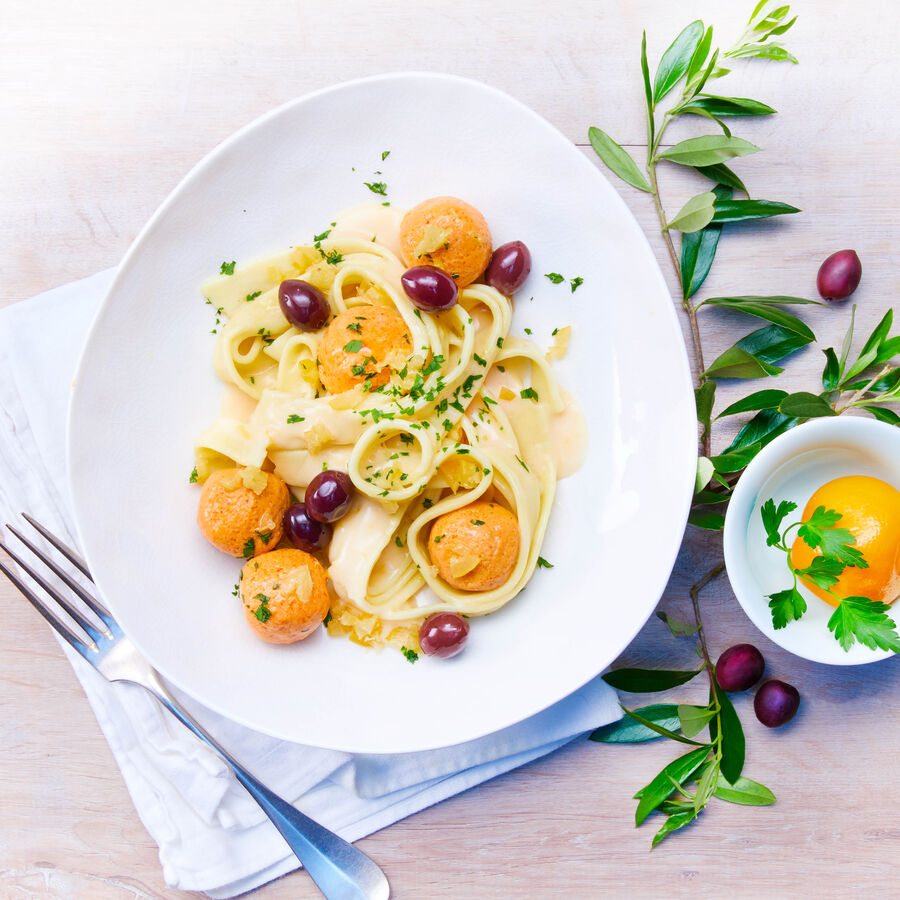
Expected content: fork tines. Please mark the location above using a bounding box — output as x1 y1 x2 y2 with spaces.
0 515 111 649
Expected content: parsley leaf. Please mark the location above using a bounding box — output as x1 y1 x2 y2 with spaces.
242 538 255 559
520 387 539 401
364 181 387 196
545 272 565 284
570 276 584 293
343 340 364 353
286 414 305 424
767 586 807 629
798 507 869 568
254 594 272 623
401 646 419 663
220 260 236 275
760 498 797 546
827 597 900 652
245 291 261 302
189 467 198 484
381 150 391 161
537 556 554 569
795 555 844 591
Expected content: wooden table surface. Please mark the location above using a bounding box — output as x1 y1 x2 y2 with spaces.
3 0 900 896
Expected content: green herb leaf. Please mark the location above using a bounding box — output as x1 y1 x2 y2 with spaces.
635 746 711 825
777 392 837 418
695 457 715 494
680 221 723 299
694 162 748 195
695 381 716 443
735 324 811 366
589 704 681 744
711 198 800 223
688 510 726 530
693 760 720 813
220 260 236 275
658 135 760 167
651 810 697 847
536 556 553 569
640 31 654 145
286 414 305 424
728 42 798 64
864 405 900 425
715 683 745 784
760 497 798 545
544 272 565 284
657 611 700 637
796 555 845 591
242 538 255 559
666 191 717 233
717 389 788 418
653 20 705 103
798 508 868 567
827 597 900 653
620 705 709 746
714 775 776 806
189 467 199 484
684 25 713 86
822 347 841 391
678 704 715 737
768 586 807 629
723 408 795 454
602 667 703 693
364 181 387 196
681 94 776 117
401 646 419 663
705 346 782 380
588 127 652 192
701 298 815 340
343 340 364 353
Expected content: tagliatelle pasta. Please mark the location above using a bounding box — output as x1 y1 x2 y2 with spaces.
193 202 585 652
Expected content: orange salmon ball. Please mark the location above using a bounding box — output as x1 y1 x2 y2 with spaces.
429 500 520 592
197 467 289 558
317 305 412 394
399 197 492 288
240 548 330 643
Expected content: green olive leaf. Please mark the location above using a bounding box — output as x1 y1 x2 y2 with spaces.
723 408 796 455
589 703 681 744
694 162 748 195
714 775 776 806
822 347 840 391
714 682 745 784
716 389 788 418
710 442 766 473
635 746 711 825
680 94 776 117
695 456 715 493
705 346 783 380
693 759 720 813
653 20 705 103
666 191 717 233
695 380 716 442
777 391 837 418
641 31 654 145
651 809 697 847
602 667 703 693
587 126 652 193
688 509 726 530
735 324 812 366
711 198 800 223
684 25 713 86
864 406 900 425
658 134 760 167
700 298 815 341
678 704 716 738
619 705 709 746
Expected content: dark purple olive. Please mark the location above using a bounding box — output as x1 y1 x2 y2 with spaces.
817 250 862 301
754 679 800 728
419 612 469 658
485 240 532 294
278 279 330 330
283 502 330 552
400 266 459 312
304 470 354 523
715 643 765 693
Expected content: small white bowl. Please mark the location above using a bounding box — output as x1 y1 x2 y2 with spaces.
724 416 900 665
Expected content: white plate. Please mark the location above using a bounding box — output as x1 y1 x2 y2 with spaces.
67 73 696 752
724 416 900 665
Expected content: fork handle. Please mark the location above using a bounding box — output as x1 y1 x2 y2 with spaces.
144 675 390 900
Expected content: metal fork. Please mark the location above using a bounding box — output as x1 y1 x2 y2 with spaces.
0 513 390 900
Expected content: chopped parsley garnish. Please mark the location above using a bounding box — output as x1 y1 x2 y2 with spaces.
189 467 198 484
401 646 419 664
552 327 559 336
381 150 391 161
570 276 584 293
231 583 240 597
520 387 539 401
471 519 485 526
524 327 532 335
364 181 387 196
347 322 362 333
422 498 434 509
253 595 272 623
433 534 444 543
286 414 305 424
496 337 504 348
473 353 487 367
545 272 564 284
515 454 530 472
395 536 404 548
344 340 364 353
256 530 273 545
242 538 256 559
322 610 332 627
537 556 554 569
220 260 236 275
245 291 261 302
324 249 344 265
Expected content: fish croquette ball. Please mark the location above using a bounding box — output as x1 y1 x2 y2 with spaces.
317 305 412 395
240 549 330 644
429 500 520 591
399 197 492 288
197 468 290 558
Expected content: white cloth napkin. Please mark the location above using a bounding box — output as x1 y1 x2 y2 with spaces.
0 271 620 897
